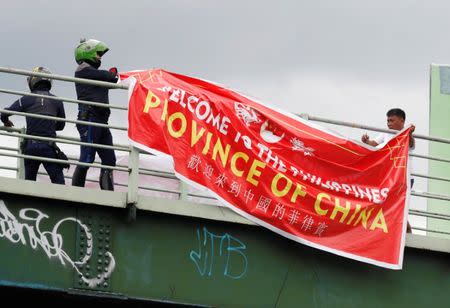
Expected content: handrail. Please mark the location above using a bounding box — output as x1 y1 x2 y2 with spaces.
55 132 132 150
0 145 19 152
0 130 129 152
409 209 450 220
1 166 18 172
300 113 450 144
34 171 183 196
410 153 450 164
0 67 128 90
412 172 450 183
412 227 450 235
412 191 450 202
3 103 449 161
0 88 127 110
0 151 129 171
0 127 149 153
0 109 127 131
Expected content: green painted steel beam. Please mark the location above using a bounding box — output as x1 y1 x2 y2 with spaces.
0 192 449 307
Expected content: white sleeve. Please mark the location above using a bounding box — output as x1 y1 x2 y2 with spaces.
373 133 387 145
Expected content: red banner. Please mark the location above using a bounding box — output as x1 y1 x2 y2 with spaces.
120 69 412 269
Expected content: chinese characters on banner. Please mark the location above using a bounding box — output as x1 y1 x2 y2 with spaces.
120 69 412 269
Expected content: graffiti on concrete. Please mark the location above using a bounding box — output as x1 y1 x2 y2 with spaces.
190 226 248 279
0 200 115 287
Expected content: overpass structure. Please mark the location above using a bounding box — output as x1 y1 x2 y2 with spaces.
0 67 449 307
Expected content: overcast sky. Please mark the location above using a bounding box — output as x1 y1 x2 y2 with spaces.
2 0 448 228
2 1 447 135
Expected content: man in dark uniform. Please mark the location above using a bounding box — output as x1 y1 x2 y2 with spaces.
1 66 66 184
71 38 118 190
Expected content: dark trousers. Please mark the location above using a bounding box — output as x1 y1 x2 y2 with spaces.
76 123 116 167
24 141 65 184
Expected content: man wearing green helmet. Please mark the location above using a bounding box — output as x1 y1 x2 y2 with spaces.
72 38 118 191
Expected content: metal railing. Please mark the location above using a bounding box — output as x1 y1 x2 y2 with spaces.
0 67 449 237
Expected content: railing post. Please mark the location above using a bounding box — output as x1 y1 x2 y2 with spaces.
127 146 139 205
126 146 139 222
179 182 189 200
17 127 25 179
300 113 309 120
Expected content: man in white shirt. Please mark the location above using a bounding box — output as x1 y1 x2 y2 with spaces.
361 108 415 149
361 108 415 233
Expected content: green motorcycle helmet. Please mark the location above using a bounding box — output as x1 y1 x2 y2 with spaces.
74 38 109 66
